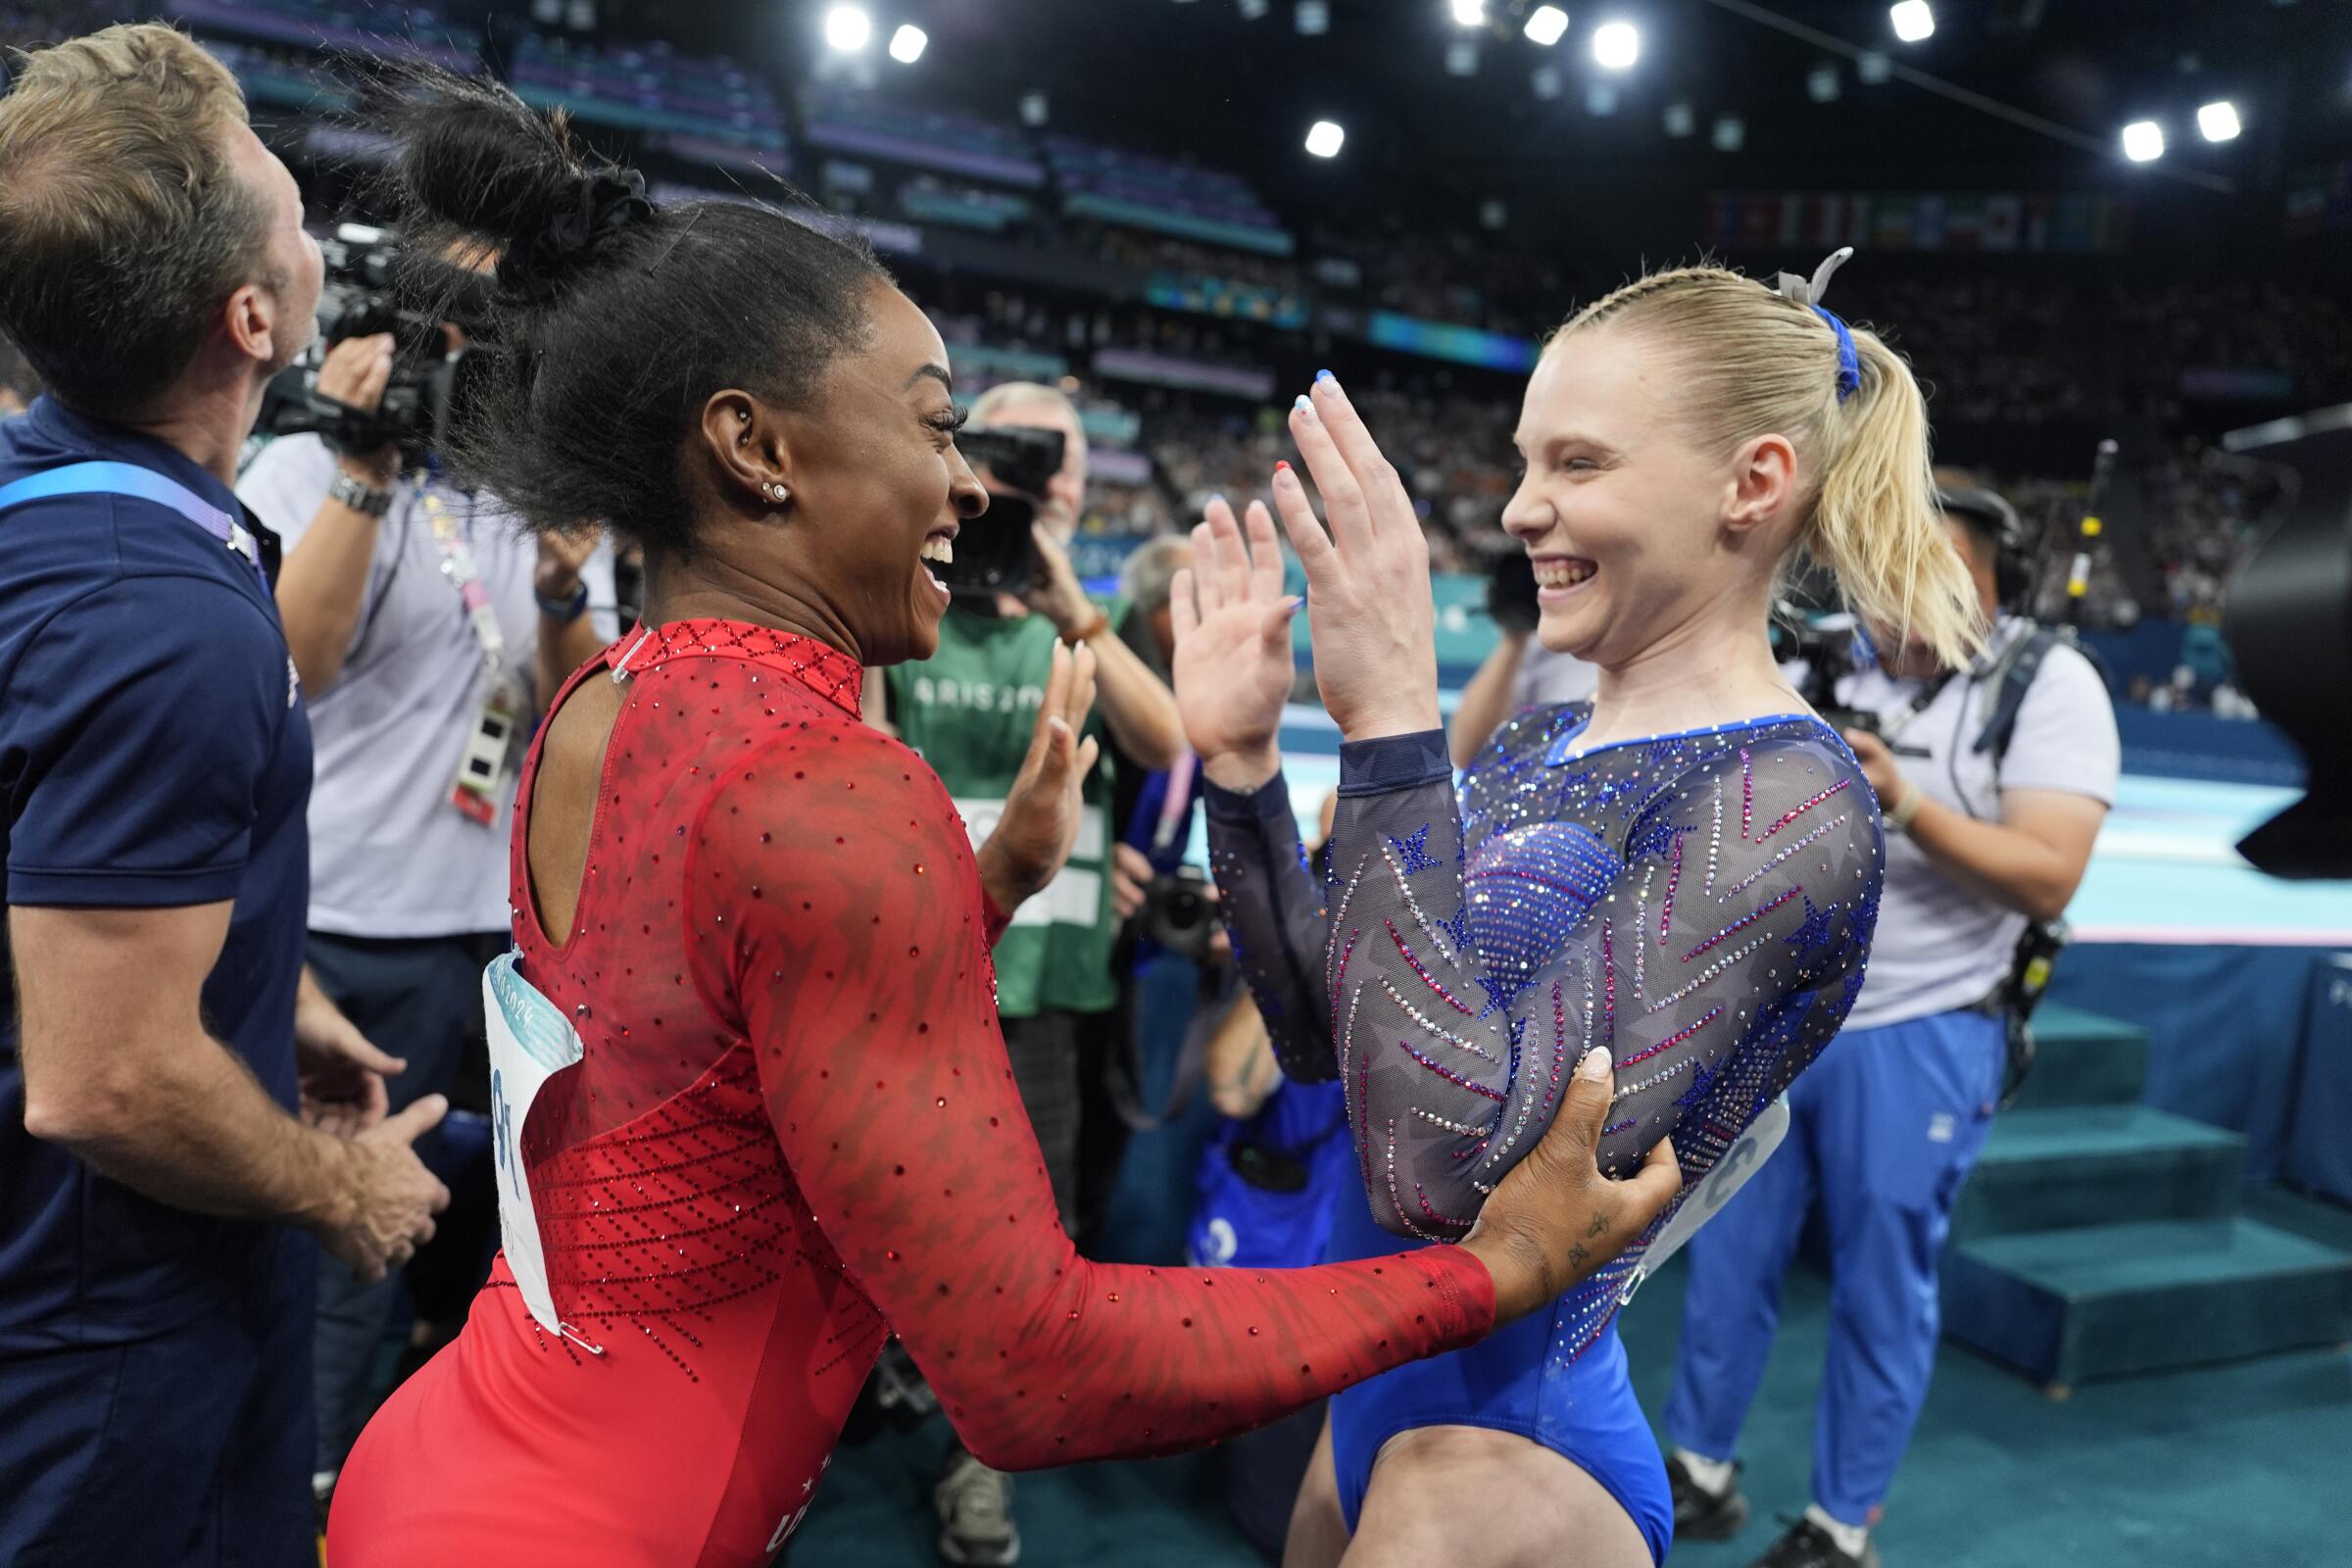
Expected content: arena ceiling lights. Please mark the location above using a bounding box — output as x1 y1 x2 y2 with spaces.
1304 119 1346 158
1888 2 1935 44
887 24 926 63
1591 20 1641 71
821 4 870 52
2198 101 2243 142
1524 6 1569 47
2121 119 2166 163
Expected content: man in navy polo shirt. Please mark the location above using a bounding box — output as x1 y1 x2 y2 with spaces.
0 25 449 1565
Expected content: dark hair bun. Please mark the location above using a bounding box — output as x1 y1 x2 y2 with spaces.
380 69 650 297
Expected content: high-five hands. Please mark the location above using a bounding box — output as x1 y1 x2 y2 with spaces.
1169 497 1299 793
1267 372 1443 743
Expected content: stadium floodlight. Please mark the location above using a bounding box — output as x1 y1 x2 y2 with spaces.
1712 113 1745 151
822 5 871 52
1592 20 1639 71
1296 0 1329 35
1889 1 1934 43
2198 100 2242 142
1450 0 1486 25
2122 119 2165 162
1305 119 1346 158
888 24 927 63
1525 5 1569 45
1663 100 1695 136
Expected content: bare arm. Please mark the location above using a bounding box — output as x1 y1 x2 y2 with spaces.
1904 788 2106 923
1844 731 2106 923
1028 524 1183 769
1079 615 1185 771
270 336 401 695
13 903 451 1281
1448 630 1531 770
1204 994 1283 1119
531 528 612 713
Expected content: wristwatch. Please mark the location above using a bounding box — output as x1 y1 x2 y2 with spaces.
327 469 395 517
535 580 591 624
1885 783 1925 835
1059 609 1111 647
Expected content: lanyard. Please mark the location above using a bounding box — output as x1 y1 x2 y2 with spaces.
417 486 508 678
0 461 268 594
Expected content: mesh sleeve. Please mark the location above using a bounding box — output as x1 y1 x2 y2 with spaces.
1324 729 1881 1242
690 725 1495 1472
1203 772 1341 1082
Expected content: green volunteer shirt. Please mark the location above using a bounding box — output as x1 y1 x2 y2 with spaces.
887 600 1122 1019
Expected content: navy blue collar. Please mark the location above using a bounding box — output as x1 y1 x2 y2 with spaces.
24 396 248 525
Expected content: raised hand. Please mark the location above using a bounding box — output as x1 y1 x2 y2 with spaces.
1268 372 1442 742
1169 496 1298 792
976 639 1102 915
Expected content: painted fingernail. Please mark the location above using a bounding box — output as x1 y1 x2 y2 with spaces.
1315 368 1334 382
1578 1047 1610 1081
1210 492 1226 508
1274 460 1292 474
1293 394 1311 413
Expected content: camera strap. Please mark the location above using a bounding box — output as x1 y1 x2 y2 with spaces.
0 462 268 594
419 488 524 826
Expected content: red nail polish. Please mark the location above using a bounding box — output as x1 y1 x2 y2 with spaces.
1275 461 1291 473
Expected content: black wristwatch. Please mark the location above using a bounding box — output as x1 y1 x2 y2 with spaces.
536 580 591 624
327 469 395 517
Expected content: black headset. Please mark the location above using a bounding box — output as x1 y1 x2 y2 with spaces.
1936 484 2034 614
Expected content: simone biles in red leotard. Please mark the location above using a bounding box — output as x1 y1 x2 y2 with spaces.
324 76 1680 1568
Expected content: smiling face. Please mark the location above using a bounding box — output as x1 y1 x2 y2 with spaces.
723 282 987 666
1500 323 1787 668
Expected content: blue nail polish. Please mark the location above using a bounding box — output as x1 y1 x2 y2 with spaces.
1294 394 1311 413
1315 368 1334 382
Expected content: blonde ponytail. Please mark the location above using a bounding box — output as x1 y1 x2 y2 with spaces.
1551 263 1986 668
1810 328 1984 668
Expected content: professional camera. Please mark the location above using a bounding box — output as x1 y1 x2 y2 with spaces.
257 223 492 463
1772 602 1881 740
934 424 1066 598
1484 546 1542 635
1139 863 1220 960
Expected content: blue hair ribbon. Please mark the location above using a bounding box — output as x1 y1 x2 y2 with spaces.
1813 306 1862 403
1773 247 1862 405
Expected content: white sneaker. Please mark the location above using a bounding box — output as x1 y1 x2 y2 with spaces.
934 1450 1020 1566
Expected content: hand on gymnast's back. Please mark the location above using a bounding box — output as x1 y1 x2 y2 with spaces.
1460 1046 1682 1322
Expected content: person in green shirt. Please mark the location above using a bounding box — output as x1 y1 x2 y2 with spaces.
871 381 1182 1568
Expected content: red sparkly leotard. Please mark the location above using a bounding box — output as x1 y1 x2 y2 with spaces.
326 620 1494 1568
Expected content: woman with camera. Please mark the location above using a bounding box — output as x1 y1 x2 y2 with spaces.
1173 263 1982 1566
321 75 1683 1568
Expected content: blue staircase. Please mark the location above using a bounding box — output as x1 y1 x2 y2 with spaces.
1939 1004 2352 1389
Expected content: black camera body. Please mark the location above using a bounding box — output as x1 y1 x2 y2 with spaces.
1139 863 1219 960
258 224 490 465
934 425 1066 598
1774 606 1880 739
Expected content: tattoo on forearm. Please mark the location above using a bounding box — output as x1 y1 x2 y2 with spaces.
1586 1211 1608 1239
1567 1243 1591 1271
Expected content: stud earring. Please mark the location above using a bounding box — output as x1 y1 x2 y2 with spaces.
762 481 788 504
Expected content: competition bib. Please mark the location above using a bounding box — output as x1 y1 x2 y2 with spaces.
483 952 586 1340
1616 1095 1791 1307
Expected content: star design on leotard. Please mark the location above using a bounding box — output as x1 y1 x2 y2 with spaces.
1435 902 1475 963
1674 1051 1724 1110
1783 895 1843 960
1388 824 1441 875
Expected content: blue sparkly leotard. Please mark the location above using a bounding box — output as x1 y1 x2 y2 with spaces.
1205 704 1885 1554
